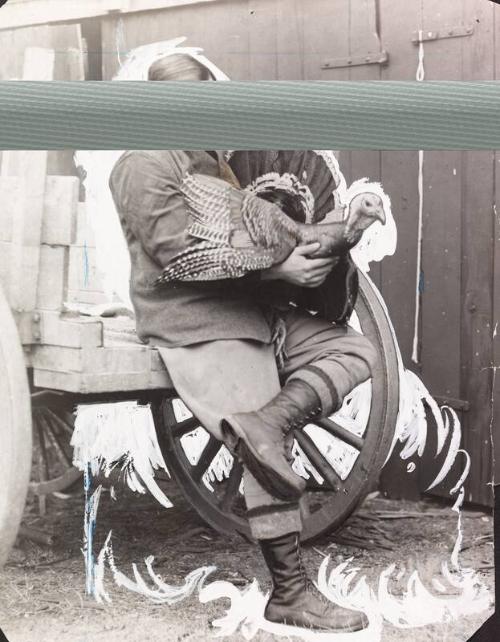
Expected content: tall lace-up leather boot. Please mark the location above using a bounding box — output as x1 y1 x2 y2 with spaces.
260 532 368 632
220 379 322 501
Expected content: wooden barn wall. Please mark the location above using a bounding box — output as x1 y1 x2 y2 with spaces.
98 0 498 507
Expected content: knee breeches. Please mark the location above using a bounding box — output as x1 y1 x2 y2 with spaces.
158 309 377 539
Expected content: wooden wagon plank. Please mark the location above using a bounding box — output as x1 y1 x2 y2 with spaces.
32 369 84 393
32 367 173 394
1 176 79 246
31 346 83 373
80 371 172 393
0 241 11 293
85 346 151 375
2 48 53 316
38 312 103 349
68 246 104 295
75 203 96 248
31 344 151 375
36 245 69 312
66 290 111 306
0 177 21 243
41 177 79 246
6 160 48 314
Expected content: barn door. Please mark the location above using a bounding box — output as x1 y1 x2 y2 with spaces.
377 0 495 508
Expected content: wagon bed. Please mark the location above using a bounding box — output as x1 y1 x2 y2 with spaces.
29 313 173 394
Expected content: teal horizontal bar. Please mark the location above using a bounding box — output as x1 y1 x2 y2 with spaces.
0 80 498 150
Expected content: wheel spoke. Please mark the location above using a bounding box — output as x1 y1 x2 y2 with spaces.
35 413 49 515
30 468 82 496
44 407 75 436
191 437 222 482
171 415 200 438
305 477 329 492
219 460 243 511
316 417 365 451
35 413 50 481
37 411 72 466
293 429 341 492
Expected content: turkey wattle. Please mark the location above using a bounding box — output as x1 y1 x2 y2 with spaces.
155 173 386 284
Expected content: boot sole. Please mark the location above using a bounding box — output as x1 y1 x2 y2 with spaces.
237 441 303 502
264 612 367 633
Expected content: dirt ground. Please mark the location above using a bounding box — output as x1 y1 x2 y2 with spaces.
0 476 495 642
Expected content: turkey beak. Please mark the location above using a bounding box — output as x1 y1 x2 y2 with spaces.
374 207 386 225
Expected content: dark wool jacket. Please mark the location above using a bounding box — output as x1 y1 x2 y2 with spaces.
109 150 272 348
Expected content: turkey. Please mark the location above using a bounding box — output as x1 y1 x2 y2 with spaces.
156 172 386 284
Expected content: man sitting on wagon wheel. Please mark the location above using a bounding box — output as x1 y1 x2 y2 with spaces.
109 53 379 633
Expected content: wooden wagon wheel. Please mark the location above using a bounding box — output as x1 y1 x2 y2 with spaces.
153 272 399 542
0 287 32 567
29 391 81 514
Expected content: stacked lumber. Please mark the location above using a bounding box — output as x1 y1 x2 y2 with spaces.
0 47 172 394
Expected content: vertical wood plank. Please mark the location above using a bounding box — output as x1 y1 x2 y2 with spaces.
247 0 278 80
0 24 84 179
275 0 304 80
302 0 349 81
417 0 464 410
5 154 48 312
0 177 21 243
378 0 421 365
41 177 79 246
494 148 500 485
192 0 250 80
2 49 53 314
101 15 127 80
36 246 69 311
377 0 422 500
493 0 500 487
346 0 382 287
460 0 495 507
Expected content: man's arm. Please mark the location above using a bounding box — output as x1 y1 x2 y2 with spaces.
109 152 335 290
109 152 193 267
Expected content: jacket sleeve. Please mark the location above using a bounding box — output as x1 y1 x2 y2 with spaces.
109 152 263 288
109 152 193 268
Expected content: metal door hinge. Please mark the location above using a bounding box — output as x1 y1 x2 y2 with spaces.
411 25 474 44
322 50 389 70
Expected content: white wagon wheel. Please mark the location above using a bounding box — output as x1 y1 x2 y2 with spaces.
0 287 32 567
